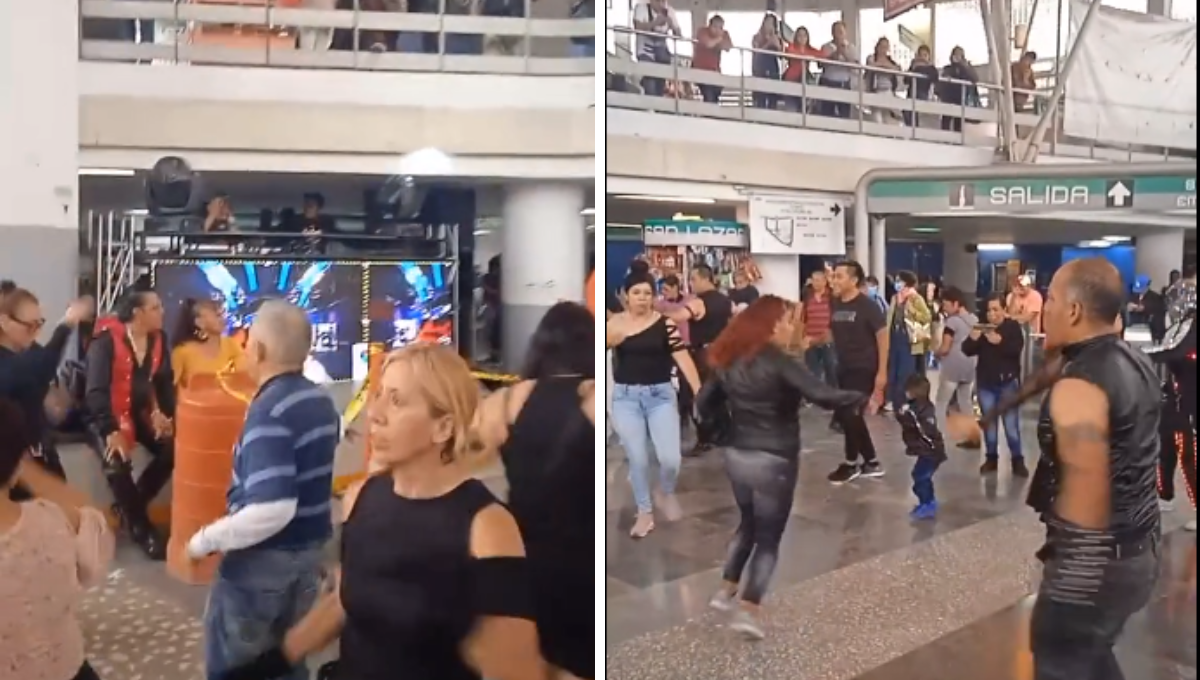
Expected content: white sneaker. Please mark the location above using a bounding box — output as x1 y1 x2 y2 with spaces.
729 609 765 641
708 589 736 612
1185 519 1197 533
1160 499 1176 513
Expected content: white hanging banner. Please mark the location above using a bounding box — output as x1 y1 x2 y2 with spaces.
747 194 847 256
1064 2 1197 150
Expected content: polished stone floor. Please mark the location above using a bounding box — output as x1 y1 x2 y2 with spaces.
604 407 1197 680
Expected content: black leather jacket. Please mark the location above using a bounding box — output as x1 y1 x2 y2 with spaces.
696 345 866 460
1030 334 1162 538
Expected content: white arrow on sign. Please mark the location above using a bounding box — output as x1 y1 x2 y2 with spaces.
1108 181 1132 207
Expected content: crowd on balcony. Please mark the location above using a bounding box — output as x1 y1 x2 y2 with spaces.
82 0 595 58
610 0 1044 132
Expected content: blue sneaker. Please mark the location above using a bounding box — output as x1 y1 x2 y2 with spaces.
910 501 938 520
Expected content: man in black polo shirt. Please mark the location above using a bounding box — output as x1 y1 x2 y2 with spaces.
827 260 887 484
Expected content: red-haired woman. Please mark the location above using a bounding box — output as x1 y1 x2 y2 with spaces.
696 295 865 641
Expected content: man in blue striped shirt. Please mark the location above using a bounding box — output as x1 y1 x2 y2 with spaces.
187 300 340 680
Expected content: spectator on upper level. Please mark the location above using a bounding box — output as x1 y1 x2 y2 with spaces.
750 14 784 110
938 45 979 133
904 44 939 127
693 15 732 104
203 195 236 233
568 0 596 58
865 37 902 124
782 26 822 112
632 0 681 97
819 21 858 118
1011 50 1038 111
298 0 337 51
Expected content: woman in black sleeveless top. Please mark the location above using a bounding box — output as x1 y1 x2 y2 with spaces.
216 344 547 680
473 302 595 679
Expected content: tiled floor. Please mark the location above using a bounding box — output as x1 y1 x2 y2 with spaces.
604 407 1197 680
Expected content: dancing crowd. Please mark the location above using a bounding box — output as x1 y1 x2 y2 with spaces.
606 256 1196 678
1 275 597 680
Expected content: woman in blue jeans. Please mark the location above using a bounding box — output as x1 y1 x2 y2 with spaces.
607 271 701 538
885 271 932 410
961 295 1029 477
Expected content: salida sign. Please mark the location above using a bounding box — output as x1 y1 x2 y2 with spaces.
987 184 1090 207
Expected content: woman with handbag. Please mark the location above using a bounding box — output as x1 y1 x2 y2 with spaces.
695 296 865 641
885 270 933 410
0 282 94 500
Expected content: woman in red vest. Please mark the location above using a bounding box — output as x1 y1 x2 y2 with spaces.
84 287 177 560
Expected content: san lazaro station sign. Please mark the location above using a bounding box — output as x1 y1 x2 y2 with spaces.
867 175 1196 214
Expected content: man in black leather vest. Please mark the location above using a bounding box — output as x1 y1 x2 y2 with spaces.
1148 268 1196 531
1032 258 1161 680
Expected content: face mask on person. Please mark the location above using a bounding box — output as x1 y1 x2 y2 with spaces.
894 281 905 293
868 285 879 296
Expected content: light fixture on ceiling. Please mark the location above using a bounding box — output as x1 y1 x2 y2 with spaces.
1078 240 1113 249
473 229 491 236
911 226 941 234
977 243 1015 251
580 207 596 216
606 222 642 229
612 194 717 205
79 168 135 177
124 209 149 216
1102 235 1132 242
396 148 454 176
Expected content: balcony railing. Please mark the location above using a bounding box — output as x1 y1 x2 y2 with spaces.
79 0 594 74
606 26 1194 162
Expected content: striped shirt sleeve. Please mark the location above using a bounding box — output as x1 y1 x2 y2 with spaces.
237 414 299 505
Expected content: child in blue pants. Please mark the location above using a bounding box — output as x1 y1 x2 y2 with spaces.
896 374 948 520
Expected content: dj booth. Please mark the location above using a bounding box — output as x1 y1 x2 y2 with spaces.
138 228 468 382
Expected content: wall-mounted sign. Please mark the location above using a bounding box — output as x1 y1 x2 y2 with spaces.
747 194 847 255
868 175 1196 214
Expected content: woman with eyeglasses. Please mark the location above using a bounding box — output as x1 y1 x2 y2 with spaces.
0 282 94 500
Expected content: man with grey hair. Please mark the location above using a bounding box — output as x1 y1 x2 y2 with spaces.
186 300 340 680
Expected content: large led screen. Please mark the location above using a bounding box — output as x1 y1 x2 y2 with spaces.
153 260 363 382
366 262 456 349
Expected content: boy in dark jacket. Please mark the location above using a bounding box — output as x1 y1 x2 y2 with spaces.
896 374 947 519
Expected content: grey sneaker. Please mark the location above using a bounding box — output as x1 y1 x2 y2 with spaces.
729 609 765 641
1185 519 1197 533
1160 499 1176 513
708 589 736 612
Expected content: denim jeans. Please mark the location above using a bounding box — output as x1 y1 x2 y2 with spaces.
569 41 594 58
911 456 941 505
204 547 325 680
611 382 681 513
1031 535 1160 680
721 447 798 604
977 380 1024 461
804 343 838 387
887 335 917 410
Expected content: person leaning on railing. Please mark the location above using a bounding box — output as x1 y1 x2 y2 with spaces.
937 46 980 133
818 21 858 119
864 37 903 124
631 0 681 97
904 44 939 128
782 26 822 113
750 14 784 110
692 15 732 103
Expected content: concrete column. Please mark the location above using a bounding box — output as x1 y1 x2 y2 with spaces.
0 0 80 321
870 217 887 281
840 0 861 49
1146 0 1171 16
1135 230 1186 293
501 182 586 371
942 236 980 305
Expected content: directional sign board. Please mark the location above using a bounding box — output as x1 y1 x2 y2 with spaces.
747 194 847 255
867 175 1196 214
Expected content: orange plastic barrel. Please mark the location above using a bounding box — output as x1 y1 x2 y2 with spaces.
166 372 254 584
586 271 595 315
